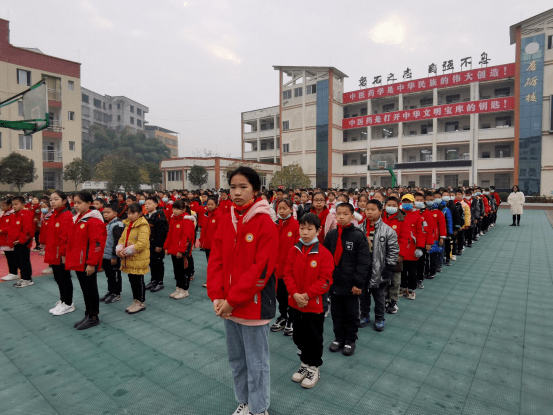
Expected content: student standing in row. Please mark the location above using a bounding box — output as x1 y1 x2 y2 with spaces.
144 196 168 293
100 203 125 304
0 199 18 282
199 196 220 288
8 196 35 288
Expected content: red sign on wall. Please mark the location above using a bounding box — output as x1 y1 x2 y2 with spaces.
343 63 515 104
342 96 515 130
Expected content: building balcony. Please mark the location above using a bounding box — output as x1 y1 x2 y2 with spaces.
43 150 62 163
395 159 472 170
48 89 62 108
371 137 398 149
477 126 514 141
260 128 278 138
43 120 62 139
243 131 258 140
341 164 368 175
477 157 514 170
436 130 472 144
338 139 368 152
401 134 434 147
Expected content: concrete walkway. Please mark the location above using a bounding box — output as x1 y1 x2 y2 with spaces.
0 210 551 415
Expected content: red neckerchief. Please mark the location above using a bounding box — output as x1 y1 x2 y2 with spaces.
232 198 258 237
311 206 329 239
124 221 134 247
301 243 315 255
334 223 352 266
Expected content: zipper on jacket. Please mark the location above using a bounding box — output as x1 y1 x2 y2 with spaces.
80 251 83 264
254 294 258 304
316 297 319 304
56 246 59 259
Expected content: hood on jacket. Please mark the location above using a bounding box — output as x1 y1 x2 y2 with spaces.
123 216 149 227
73 209 104 223
231 199 272 233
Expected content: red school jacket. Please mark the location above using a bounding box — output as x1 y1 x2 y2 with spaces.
65 210 107 272
430 208 447 239
419 208 438 245
397 210 426 261
44 207 74 266
7 209 35 248
283 242 334 314
218 199 232 215
199 209 220 250
207 200 279 320
164 213 195 256
0 210 14 246
275 216 300 279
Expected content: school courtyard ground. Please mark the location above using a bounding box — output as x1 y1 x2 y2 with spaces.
0 209 552 415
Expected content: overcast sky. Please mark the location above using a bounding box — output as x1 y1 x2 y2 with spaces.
3 0 552 158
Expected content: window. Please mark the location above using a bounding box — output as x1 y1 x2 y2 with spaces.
482 151 491 158
82 119 90 128
17 69 31 86
420 150 432 162
103 102 106 110
94 111 103 121
103 113 111 123
67 80 74 91
495 173 510 189
137 119 142 127
350 159 358 165
93 98 102 108
445 121 459 132
360 153 367 165
382 127 394 138
82 106 90 117
130 116 134 124
261 142 267 150
382 103 395 113
117 115 121 122
495 145 511 158
343 154 348 166
82 94 89 103
19 134 32 150
494 87 510 97
360 107 367 116
282 90 292 100
409 155 416 162
420 97 433 108
69 141 75 151
360 131 368 141
117 103 121 109
68 111 75 121
495 116 511 128
481 123 491 129
444 175 458 188
137 108 142 116
109 104 112 110
294 87 303 98
446 94 460 104
445 148 459 160
167 171 182 181
282 121 289 131
420 175 432 188
548 35 552 50
421 123 433 134
18 101 24 117
130 105 134 113
306 84 317 95
283 143 290 153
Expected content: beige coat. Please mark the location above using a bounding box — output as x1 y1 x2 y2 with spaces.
116 216 150 275
508 191 525 215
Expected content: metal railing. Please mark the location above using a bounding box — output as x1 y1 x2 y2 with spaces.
48 89 61 101
42 150 63 163
46 120 62 132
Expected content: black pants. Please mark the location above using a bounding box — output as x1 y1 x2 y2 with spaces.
512 214 521 225
465 228 473 246
149 247 165 282
482 215 489 231
171 255 190 290
445 237 452 260
492 211 497 224
14 244 32 281
417 250 428 281
4 250 17 275
401 260 418 291
128 274 146 302
204 249 210 261
76 270 99 315
456 229 464 253
185 254 195 277
102 259 122 295
429 252 441 275
276 279 289 319
289 308 324 367
330 294 360 342
52 264 73 305
360 285 386 322
34 230 40 248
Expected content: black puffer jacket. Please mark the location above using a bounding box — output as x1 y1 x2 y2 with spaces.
297 203 312 220
323 225 371 296
146 208 169 249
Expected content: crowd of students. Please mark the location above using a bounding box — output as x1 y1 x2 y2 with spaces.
0 169 512 415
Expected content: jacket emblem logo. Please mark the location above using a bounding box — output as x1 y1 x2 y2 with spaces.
80 224 85 229
5 219 8 223
310 260 317 268
392 225 397 229
212 219 216 223
245 233 254 242
345 241 353 250
287 231 293 237
16 221 20 225
176 224 180 228
55 223 60 227
433 214 437 217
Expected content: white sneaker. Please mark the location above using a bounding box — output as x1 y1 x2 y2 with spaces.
49 300 62 314
53 302 75 316
291 363 309 383
41 267 53 275
301 366 320 389
13 280 34 288
451 255 457 261
1 273 19 281
232 403 249 415
480 231 484 236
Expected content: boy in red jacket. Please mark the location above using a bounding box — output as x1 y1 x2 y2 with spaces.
218 190 232 215
8 196 35 288
381 196 404 314
284 213 333 389
415 192 437 289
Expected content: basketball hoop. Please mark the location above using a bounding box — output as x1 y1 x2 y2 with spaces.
378 166 385 170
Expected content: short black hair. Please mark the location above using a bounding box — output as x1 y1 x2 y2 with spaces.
145 196 159 204
228 166 261 192
299 213 321 230
336 202 354 214
385 196 399 205
12 196 25 204
105 202 119 212
207 196 218 205
127 203 143 214
367 199 383 210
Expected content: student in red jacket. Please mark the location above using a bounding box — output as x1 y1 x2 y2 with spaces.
415 192 437 288
164 200 195 300
65 192 107 330
207 167 278 415
45 191 75 316
8 196 35 288
270 198 299 336
199 196 220 288
218 190 232 215
381 196 404 314
30 196 42 251
283 213 333 389
0 198 18 281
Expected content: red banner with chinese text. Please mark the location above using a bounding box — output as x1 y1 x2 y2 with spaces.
344 63 515 104
342 96 515 130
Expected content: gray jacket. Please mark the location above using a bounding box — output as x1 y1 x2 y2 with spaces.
104 218 125 260
362 217 399 288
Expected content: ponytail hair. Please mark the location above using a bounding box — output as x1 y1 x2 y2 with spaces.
52 190 71 210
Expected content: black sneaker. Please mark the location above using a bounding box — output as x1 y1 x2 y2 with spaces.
283 320 293 336
77 316 100 330
436 267 442 273
150 282 165 293
145 280 157 291
445 259 451 266
342 341 356 356
105 294 121 304
74 313 89 328
329 339 344 353
359 315 371 328
427 274 436 280
417 280 424 289
386 301 398 314
270 316 287 332
99 292 111 302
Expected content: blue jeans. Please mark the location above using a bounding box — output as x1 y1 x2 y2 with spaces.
224 320 270 414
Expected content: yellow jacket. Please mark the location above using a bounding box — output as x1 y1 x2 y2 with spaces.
461 201 471 229
117 216 150 275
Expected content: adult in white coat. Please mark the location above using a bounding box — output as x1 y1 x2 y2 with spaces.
507 185 525 226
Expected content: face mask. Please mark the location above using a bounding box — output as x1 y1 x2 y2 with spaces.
29 199 32 203
490 190 494 193
443 196 451 202
139 200 145 205
475 192 481 196
300 236 319 246
386 206 398 215
483 192 489 195
277 213 291 220
402 203 413 211
415 201 425 209
369 193 374 197
425 201 434 207
434 198 442 204
41 208 48 214
162 197 169 203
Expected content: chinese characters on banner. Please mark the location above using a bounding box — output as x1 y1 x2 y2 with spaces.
342 97 515 130
345 63 515 104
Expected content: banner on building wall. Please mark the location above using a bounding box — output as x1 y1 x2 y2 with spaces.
344 63 515 104
342 96 515 130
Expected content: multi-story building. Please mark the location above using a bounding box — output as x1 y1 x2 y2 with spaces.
81 87 148 142
0 19 82 191
145 125 179 157
241 9 553 195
